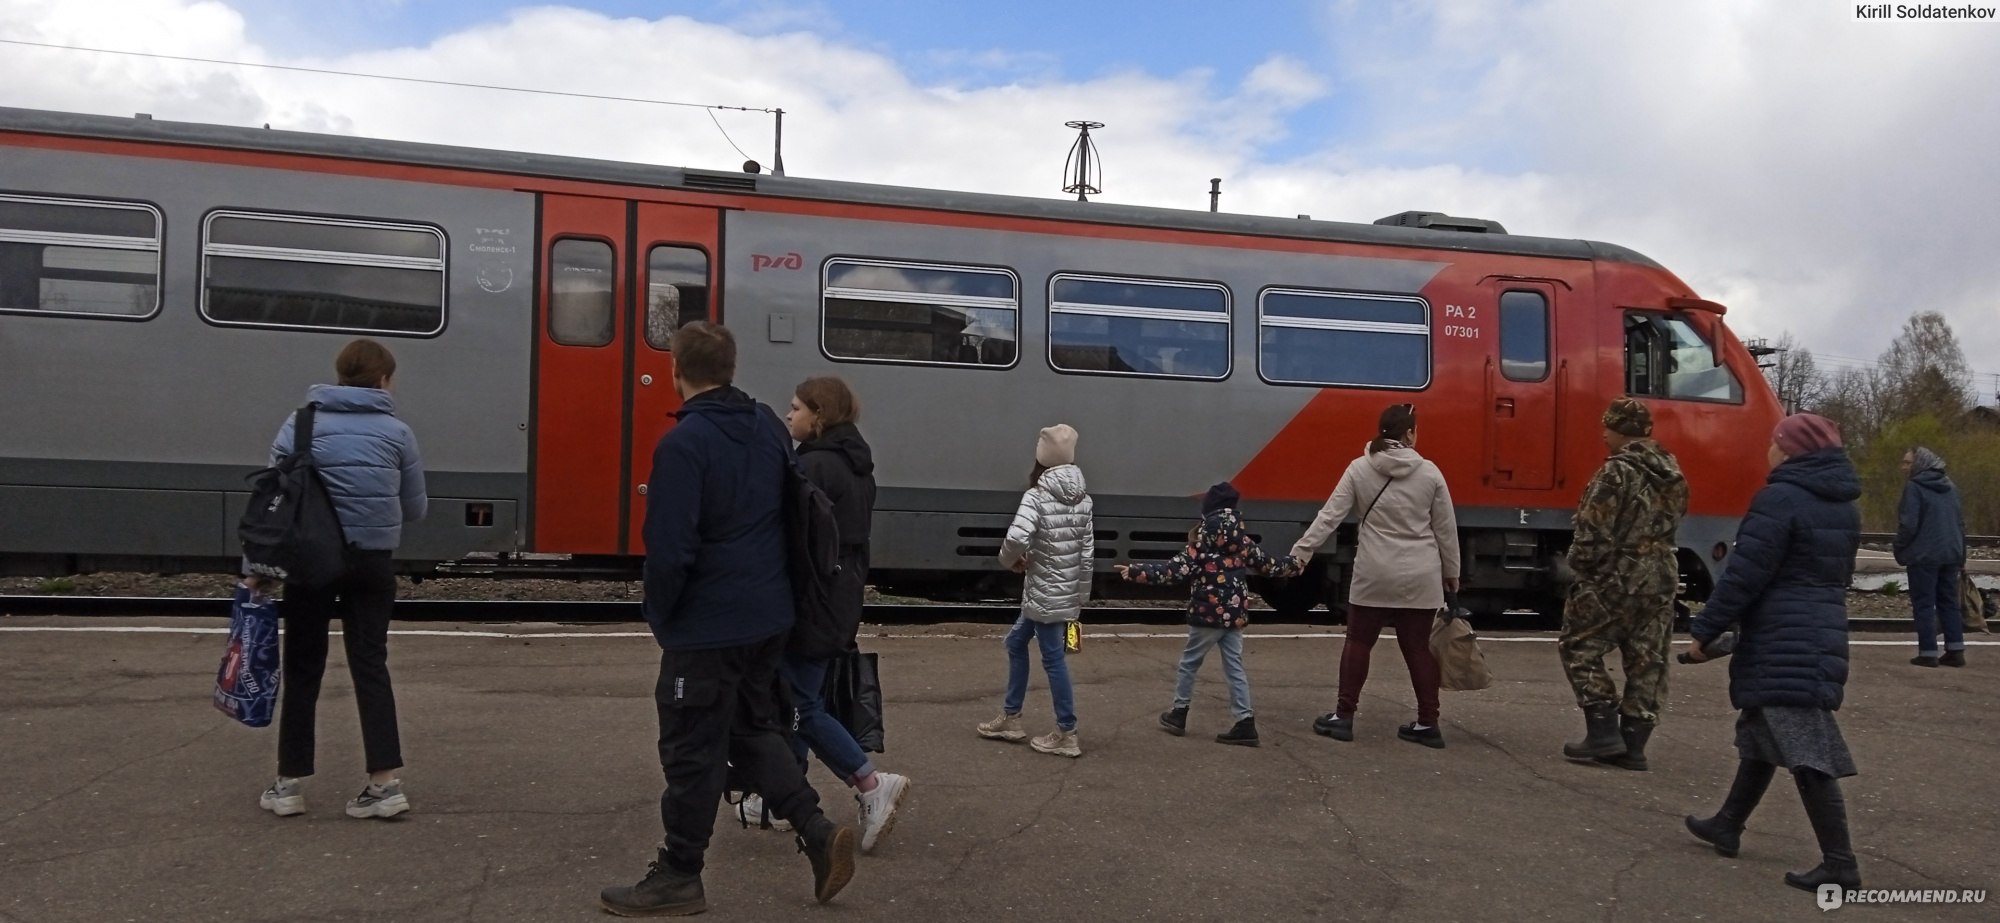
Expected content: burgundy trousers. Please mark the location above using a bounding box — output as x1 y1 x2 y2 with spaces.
1338 604 1442 726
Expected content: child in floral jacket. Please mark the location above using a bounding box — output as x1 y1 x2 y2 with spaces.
1117 482 1302 747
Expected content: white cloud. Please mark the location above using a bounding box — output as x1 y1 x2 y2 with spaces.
2 0 1993 391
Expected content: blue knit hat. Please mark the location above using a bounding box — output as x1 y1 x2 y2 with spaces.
1202 482 1240 515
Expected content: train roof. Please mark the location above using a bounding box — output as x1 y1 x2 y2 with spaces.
0 105 1661 269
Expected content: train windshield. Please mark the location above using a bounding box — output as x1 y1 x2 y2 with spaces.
1624 312 1743 403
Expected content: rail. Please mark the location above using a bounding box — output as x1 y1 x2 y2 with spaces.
1859 532 2000 547
2 595 1985 633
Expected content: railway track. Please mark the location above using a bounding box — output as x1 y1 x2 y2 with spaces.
1 594 1981 633
1860 532 2000 547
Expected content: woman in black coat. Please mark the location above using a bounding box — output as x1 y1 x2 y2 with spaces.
1683 413 1861 892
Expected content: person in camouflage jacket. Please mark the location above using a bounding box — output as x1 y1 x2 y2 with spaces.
1559 397 1690 771
1117 483 1302 746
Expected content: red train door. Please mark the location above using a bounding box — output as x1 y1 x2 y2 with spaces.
532 196 722 556
1485 279 1560 490
625 203 722 553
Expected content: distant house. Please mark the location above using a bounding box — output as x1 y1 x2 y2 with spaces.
1965 406 2000 430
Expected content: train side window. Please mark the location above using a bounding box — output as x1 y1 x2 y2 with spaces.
821 258 1018 368
548 239 615 347
644 245 710 350
1047 274 1229 379
1499 290 1549 381
1624 312 1743 403
1257 289 1430 389
0 194 161 319
201 211 445 335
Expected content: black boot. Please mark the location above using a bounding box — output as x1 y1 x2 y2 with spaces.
796 816 857 904
1685 759 1774 858
1784 770 1861 892
1940 650 1966 668
1563 704 1626 761
1159 706 1188 736
1215 717 1260 747
1313 712 1354 741
1595 717 1655 771
600 848 707 916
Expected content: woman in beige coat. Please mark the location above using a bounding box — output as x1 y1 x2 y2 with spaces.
1292 404 1460 748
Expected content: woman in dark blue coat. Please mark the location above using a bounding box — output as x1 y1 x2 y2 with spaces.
1683 413 1861 893
1895 445 1967 667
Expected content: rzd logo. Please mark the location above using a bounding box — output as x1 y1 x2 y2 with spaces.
751 252 803 272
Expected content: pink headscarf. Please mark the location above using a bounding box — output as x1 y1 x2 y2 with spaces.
1772 413 1842 458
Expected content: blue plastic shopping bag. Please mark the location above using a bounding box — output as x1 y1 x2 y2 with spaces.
214 584 281 727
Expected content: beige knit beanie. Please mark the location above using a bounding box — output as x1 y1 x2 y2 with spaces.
1035 424 1078 467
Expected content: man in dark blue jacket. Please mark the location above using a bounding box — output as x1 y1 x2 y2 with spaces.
602 322 857 916
1895 446 1968 667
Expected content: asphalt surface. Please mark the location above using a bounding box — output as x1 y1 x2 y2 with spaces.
2 617 1996 922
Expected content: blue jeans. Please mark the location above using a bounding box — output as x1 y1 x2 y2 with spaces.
1173 626 1253 721
1908 563 1967 655
781 652 874 784
1003 615 1076 731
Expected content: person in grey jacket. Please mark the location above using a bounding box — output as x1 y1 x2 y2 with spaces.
254 339 426 822
1895 446 1968 667
977 424 1094 758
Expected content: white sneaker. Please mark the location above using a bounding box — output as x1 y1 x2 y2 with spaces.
732 792 792 831
1031 729 1082 758
344 780 409 819
855 772 910 853
976 712 1026 741
259 777 305 816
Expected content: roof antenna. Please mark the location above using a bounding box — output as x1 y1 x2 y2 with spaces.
1209 177 1221 213
1062 120 1103 202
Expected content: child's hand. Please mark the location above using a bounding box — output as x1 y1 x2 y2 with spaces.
1114 565 1131 580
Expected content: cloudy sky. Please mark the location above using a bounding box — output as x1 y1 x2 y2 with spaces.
5 0 1996 399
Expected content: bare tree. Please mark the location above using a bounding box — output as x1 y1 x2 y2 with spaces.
1762 333 1828 414
1815 366 1884 444
1876 311 1973 425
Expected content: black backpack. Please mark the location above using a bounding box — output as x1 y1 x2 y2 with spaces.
761 406 845 659
240 403 349 590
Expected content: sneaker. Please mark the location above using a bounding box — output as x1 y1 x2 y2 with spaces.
796 817 858 904
259 777 305 817
600 848 706 917
1159 706 1188 736
1313 712 1354 742
1940 650 1966 668
1030 729 1083 758
1911 655 1940 668
731 792 792 831
344 779 410 819
976 711 1027 742
1215 717 1260 747
1397 722 1445 750
855 772 910 853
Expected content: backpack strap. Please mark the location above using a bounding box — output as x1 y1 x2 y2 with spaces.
292 402 320 464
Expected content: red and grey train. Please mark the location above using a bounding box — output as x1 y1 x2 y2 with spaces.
0 106 1782 617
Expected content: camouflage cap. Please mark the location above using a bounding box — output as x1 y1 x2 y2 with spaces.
1602 397 1653 437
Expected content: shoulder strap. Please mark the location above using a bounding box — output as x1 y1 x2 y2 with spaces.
1360 473 1395 525
293 403 320 464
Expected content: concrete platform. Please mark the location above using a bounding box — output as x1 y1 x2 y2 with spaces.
2 618 1995 922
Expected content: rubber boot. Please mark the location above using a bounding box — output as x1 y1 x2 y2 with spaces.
1784 770 1861 892
1684 759 1775 857
1563 703 1626 761
1595 717 1655 771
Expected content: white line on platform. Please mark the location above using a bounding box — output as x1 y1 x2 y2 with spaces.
3 625 1998 646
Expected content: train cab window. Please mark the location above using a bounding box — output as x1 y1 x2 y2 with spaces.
0 194 161 319
1047 274 1229 379
1499 291 1549 381
822 258 1018 367
1257 289 1430 389
548 239 615 347
644 245 710 350
201 211 445 335
1624 312 1743 402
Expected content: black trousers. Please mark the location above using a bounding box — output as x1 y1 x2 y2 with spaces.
277 550 402 778
656 632 825 874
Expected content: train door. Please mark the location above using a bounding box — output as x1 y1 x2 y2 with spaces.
532 196 721 555
624 203 720 553
1484 280 1559 490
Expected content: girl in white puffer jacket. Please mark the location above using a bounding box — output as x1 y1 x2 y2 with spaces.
977 424 1094 758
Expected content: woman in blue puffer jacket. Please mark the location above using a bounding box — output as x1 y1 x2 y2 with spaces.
1894 445 1967 667
254 339 427 822
1682 413 1861 894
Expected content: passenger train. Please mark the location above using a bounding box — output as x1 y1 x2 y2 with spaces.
0 106 1783 618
